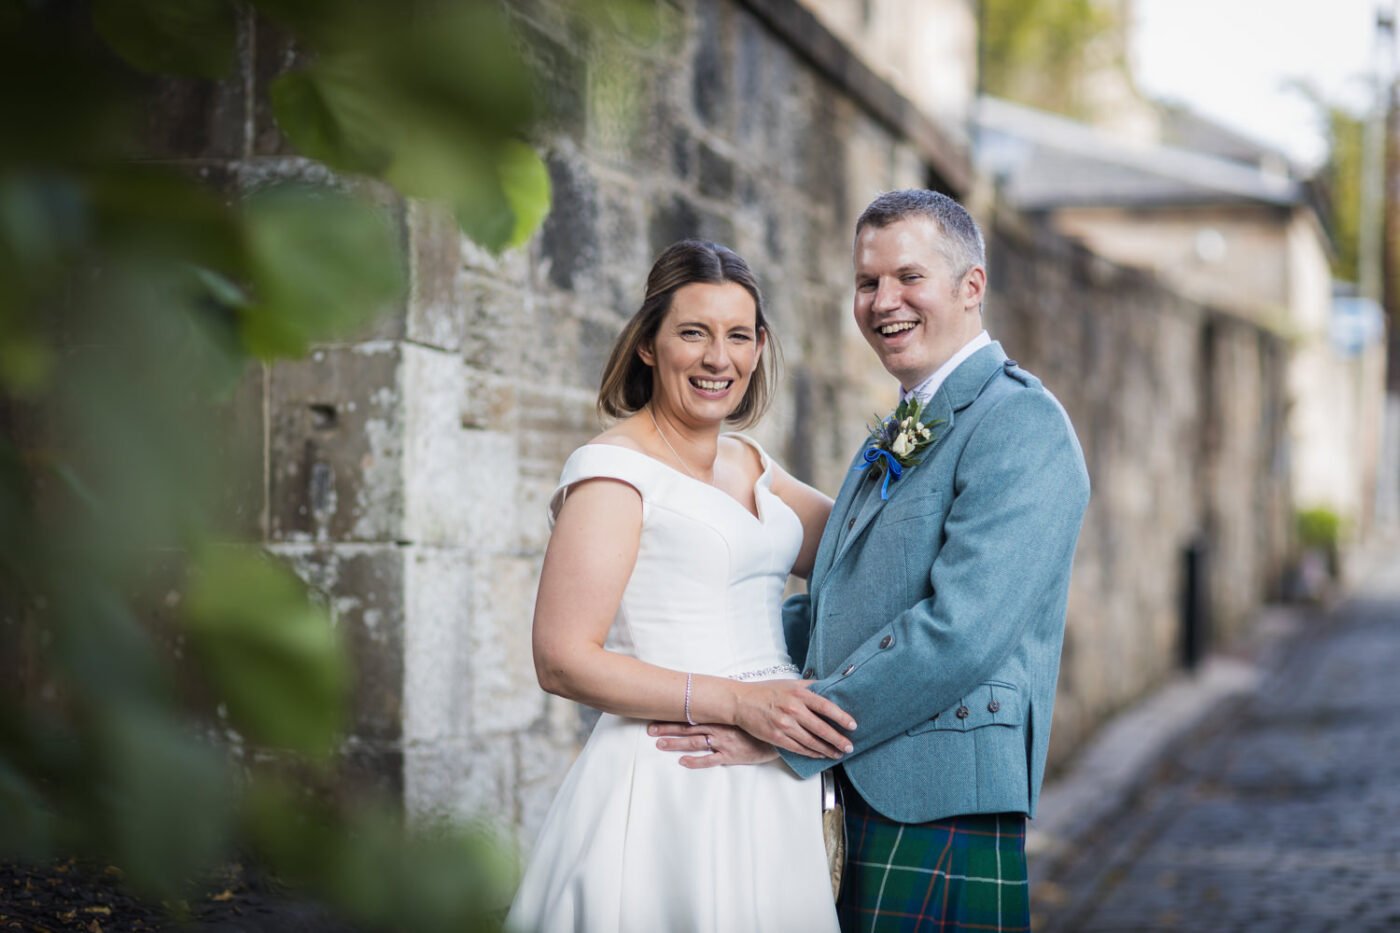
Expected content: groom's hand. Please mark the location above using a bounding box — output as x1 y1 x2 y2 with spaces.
731 680 856 760
649 723 778 768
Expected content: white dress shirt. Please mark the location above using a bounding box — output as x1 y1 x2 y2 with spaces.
901 331 992 405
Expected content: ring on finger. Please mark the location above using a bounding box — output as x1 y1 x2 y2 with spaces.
704 734 714 751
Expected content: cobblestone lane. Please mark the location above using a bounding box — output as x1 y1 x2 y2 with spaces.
1034 561 1400 932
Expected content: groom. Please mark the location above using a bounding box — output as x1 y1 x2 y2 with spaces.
791 189 1087 930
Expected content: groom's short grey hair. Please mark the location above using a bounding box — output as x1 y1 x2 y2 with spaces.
855 189 986 278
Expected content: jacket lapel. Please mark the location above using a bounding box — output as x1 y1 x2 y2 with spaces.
825 342 1009 573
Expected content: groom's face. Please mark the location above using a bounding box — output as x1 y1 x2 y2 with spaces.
853 216 985 391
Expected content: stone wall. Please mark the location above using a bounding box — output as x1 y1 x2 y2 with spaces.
113 0 1294 848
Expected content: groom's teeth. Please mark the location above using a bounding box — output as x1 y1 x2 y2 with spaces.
878 322 917 335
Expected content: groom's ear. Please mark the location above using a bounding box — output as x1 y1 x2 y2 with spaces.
962 265 986 312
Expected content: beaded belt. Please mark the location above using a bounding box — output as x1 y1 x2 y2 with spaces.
727 663 800 682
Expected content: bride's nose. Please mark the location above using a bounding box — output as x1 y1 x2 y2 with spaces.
701 337 730 370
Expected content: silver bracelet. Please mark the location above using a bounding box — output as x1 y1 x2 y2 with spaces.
684 672 696 725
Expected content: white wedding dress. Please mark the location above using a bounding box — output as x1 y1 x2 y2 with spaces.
505 438 839 933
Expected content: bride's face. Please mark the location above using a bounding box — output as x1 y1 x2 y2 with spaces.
638 281 765 427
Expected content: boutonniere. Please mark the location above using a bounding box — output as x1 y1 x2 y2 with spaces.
857 396 943 500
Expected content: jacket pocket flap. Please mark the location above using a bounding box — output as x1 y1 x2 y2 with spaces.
906 682 1023 735
880 492 940 525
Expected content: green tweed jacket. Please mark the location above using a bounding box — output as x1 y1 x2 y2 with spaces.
780 342 1090 824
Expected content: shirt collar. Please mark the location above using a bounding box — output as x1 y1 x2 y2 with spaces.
901 331 992 405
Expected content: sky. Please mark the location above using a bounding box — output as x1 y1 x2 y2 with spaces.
1131 0 1388 168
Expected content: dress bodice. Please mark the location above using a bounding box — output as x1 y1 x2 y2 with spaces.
550 436 804 679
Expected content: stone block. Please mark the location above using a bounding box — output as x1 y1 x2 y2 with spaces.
733 8 767 146
648 192 700 258
250 12 307 156
800 92 845 204
539 144 600 292
460 274 523 378
697 141 735 200
670 124 694 180
647 193 735 256
515 384 598 463
339 737 405 803
402 345 473 547
403 547 474 743
271 544 405 745
468 555 546 736
209 361 266 540
455 430 522 556
406 200 465 352
594 184 647 313
461 371 519 432
691 1 732 133
585 42 654 168
517 15 587 141
134 10 251 159
404 735 517 825
268 344 403 544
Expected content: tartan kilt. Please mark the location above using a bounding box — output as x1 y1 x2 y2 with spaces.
836 775 1030 932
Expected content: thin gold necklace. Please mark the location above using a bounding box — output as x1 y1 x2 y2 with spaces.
647 406 706 482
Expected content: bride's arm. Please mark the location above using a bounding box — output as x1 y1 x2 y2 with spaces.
532 477 855 759
769 463 834 579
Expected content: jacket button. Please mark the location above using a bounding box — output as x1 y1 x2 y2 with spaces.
842 664 855 676
1004 359 1018 368
879 635 893 649
847 517 856 530
987 700 1001 713
802 668 814 679
955 706 970 719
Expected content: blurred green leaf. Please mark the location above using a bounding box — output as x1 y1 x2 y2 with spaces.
245 778 517 933
97 705 233 898
91 0 238 79
0 753 54 858
185 547 348 758
379 4 535 133
0 12 134 168
0 335 52 394
240 185 404 357
87 167 246 276
269 64 395 176
498 140 551 252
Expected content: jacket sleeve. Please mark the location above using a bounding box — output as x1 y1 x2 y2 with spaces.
782 593 812 670
780 388 1090 779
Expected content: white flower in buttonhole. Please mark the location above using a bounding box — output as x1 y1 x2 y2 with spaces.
857 396 943 500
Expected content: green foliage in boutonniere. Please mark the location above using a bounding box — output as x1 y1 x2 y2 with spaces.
858 396 944 499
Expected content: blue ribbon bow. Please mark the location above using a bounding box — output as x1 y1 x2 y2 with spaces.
857 447 903 500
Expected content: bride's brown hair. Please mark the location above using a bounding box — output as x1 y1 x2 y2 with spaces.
597 239 780 429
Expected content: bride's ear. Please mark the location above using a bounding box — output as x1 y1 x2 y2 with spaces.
637 339 656 367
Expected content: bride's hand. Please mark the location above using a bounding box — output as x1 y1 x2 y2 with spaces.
649 723 778 768
732 680 856 759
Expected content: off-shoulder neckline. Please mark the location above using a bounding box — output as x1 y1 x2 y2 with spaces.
573 434 771 522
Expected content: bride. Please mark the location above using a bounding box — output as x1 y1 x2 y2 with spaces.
505 240 850 932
